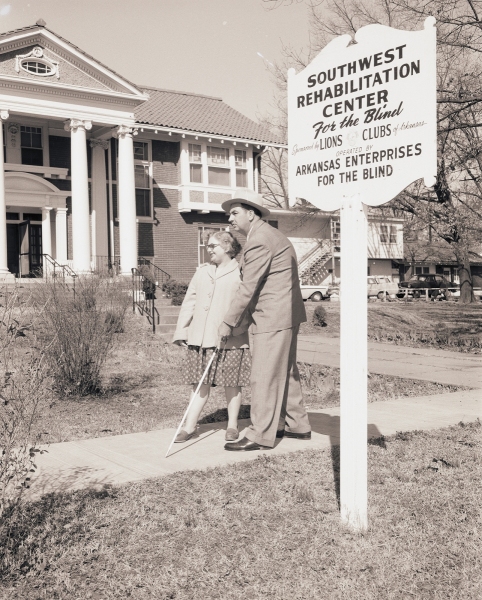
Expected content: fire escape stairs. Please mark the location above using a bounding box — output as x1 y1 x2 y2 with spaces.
299 242 334 286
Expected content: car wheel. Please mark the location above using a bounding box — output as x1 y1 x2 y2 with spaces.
310 291 323 302
377 291 387 300
412 290 421 298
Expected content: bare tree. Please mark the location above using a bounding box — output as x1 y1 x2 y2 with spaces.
263 0 482 302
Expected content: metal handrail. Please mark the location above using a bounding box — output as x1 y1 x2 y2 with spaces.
131 267 160 333
42 254 77 296
138 257 171 288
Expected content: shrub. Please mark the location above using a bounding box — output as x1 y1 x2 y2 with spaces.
36 275 130 396
162 280 189 306
0 286 51 518
312 304 327 327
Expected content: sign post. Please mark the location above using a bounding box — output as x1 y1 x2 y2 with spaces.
288 18 437 531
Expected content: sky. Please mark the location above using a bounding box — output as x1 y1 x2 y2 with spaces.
0 0 312 122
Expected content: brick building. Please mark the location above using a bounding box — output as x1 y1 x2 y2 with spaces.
0 20 403 284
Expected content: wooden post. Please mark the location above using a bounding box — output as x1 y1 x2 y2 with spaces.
340 194 368 531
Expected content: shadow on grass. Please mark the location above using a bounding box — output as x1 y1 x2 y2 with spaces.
102 372 159 395
308 412 386 508
0 486 117 579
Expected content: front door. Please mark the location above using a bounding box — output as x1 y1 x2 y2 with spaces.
19 221 42 277
7 224 19 276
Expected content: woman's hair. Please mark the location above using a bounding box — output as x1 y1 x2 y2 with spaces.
210 230 242 259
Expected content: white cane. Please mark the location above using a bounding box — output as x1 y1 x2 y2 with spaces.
165 342 225 458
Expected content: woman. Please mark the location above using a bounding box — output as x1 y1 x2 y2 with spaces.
172 230 251 443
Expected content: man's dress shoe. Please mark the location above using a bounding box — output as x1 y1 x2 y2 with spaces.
224 437 270 451
277 430 311 440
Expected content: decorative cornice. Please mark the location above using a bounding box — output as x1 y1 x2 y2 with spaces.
0 76 143 106
0 110 9 121
64 118 92 132
115 125 138 139
89 138 109 150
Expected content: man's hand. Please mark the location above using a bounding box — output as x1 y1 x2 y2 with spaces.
173 339 188 347
218 322 232 345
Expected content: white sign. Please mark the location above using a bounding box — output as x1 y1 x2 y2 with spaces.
288 17 437 210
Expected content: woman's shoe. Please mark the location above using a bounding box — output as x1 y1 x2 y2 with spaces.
174 429 196 443
225 428 239 442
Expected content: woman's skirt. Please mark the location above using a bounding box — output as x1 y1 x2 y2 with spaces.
183 346 251 387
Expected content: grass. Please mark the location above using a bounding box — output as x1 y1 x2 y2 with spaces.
1 420 480 599
31 311 464 444
301 300 482 352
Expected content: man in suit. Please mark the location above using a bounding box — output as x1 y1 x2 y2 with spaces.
218 189 311 451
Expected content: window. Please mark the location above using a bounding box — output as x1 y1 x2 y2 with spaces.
22 212 42 221
134 141 149 161
198 225 227 264
135 164 151 217
235 149 247 188
21 126 43 166
189 143 202 183
207 146 230 186
380 225 397 244
133 141 152 218
22 60 53 75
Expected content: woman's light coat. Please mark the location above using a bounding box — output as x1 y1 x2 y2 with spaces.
172 259 249 349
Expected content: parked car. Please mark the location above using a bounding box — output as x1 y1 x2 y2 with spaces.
325 277 398 299
397 274 459 298
300 284 329 302
367 276 399 299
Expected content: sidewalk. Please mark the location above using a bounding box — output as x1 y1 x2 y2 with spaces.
27 387 480 501
298 335 482 388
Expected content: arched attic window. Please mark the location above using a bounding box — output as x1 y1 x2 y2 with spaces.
15 46 59 79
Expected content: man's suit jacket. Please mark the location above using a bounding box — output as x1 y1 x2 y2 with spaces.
223 220 306 334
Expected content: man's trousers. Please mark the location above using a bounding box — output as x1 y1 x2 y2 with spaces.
245 325 311 448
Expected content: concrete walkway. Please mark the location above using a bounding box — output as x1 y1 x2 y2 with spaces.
26 337 481 500
298 335 482 388
27 390 480 500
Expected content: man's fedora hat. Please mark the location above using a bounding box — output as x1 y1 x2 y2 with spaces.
221 188 271 218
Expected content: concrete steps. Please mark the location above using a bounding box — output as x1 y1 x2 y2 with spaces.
155 298 180 342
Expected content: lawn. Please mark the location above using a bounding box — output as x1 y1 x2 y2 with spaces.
1 421 480 599
301 300 482 352
32 311 463 444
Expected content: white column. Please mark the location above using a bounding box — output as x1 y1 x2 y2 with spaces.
340 194 368 532
41 206 52 276
55 207 68 264
64 119 92 272
90 139 109 259
254 153 259 193
41 206 52 256
117 125 138 275
0 110 10 277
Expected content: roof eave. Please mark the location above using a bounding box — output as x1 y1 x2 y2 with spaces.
134 123 284 147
